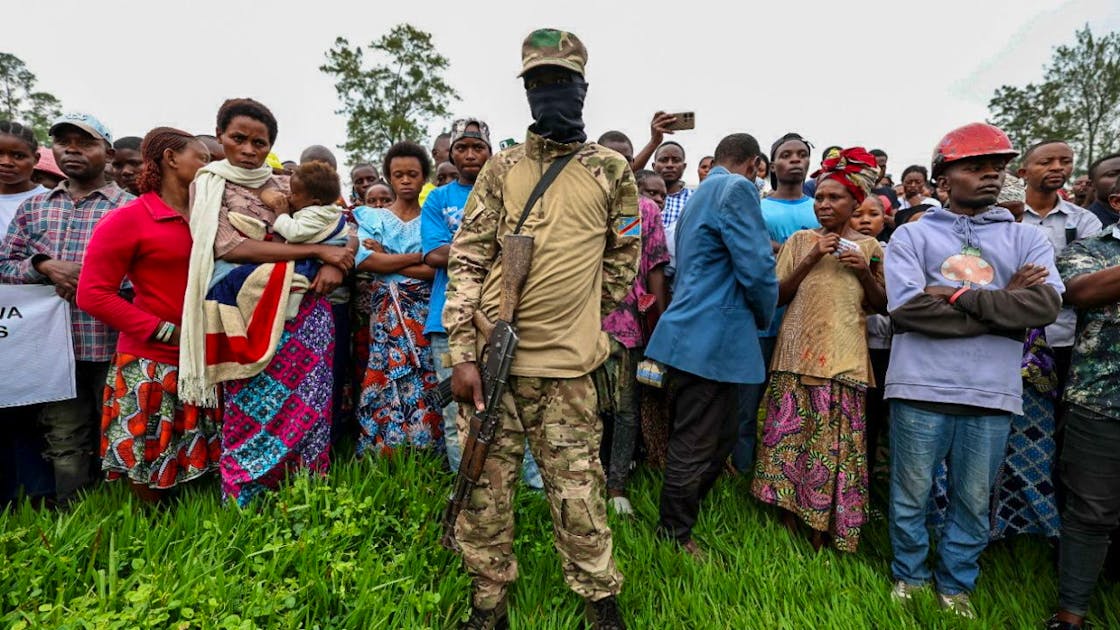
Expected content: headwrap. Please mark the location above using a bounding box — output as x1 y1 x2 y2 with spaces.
810 147 879 203
997 176 1027 204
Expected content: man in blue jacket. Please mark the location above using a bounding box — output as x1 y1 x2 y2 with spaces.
645 133 778 556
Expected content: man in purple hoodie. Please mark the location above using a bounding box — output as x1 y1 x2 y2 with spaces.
883 123 1064 619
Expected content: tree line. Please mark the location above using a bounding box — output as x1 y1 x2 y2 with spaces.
3 23 1117 173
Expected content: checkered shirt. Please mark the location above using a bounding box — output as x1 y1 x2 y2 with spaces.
0 181 133 361
660 187 693 228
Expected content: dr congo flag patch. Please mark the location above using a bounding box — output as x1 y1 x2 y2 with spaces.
615 216 641 238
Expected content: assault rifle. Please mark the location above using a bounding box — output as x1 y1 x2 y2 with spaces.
424 377 454 410
440 233 534 551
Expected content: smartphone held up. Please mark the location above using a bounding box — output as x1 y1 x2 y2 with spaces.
664 111 695 131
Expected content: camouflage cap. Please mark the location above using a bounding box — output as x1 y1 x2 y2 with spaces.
519 28 587 77
449 117 492 150
997 175 1027 204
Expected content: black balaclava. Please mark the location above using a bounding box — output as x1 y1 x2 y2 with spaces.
526 73 588 144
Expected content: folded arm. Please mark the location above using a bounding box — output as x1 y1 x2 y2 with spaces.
0 200 49 284
887 228 989 337
953 284 1062 330
1060 237 1120 309
420 190 453 269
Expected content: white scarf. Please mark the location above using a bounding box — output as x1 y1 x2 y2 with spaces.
178 159 274 407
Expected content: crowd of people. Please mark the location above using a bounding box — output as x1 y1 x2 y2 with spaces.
2 27 1120 630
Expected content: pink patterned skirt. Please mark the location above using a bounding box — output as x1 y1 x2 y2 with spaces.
219 295 334 506
751 371 868 552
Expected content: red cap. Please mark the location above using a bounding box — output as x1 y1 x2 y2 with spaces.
931 123 1018 178
35 147 64 179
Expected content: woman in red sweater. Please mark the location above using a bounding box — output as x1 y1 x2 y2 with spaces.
77 127 214 502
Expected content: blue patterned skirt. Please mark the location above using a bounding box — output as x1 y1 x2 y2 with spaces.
356 280 443 455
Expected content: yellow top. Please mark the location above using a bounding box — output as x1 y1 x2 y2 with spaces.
418 182 436 207
770 230 883 386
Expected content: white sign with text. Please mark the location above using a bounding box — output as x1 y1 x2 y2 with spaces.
0 284 76 407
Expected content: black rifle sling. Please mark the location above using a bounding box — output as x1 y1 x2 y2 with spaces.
513 148 581 235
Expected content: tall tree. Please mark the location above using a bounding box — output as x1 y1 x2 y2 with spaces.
0 53 63 144
988 25 1120 171
321 24 459 166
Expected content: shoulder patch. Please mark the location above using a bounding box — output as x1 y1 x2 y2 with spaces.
615 215 641 238
578 145 629 180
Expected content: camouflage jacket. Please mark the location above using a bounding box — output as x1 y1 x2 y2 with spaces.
444 130 640 378
1058 223 1120 421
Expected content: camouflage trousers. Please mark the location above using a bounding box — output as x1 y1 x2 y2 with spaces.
454 374 623 609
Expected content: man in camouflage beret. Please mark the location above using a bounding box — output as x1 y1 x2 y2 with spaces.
444 27 639 630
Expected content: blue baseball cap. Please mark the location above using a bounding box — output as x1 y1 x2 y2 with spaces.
49 112 113 145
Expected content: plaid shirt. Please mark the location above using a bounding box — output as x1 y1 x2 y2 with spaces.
660 186 693 229
0 181 133 362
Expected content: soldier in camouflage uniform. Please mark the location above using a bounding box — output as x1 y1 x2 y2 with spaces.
444 28 640 630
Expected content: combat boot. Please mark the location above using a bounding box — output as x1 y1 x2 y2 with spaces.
585 595 626 630
460 598 508 630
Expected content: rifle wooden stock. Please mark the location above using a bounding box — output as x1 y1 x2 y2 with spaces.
468 233 532 339
457 415 485 482
440 320 520 551
498 234 534 323
440 234 535 552
472 312 494 340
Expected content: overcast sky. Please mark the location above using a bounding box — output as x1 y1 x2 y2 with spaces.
6 0 1118 186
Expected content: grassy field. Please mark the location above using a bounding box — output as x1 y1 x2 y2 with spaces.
2 449 1118 629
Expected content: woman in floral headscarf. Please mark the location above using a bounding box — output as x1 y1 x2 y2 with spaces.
751 147 888 552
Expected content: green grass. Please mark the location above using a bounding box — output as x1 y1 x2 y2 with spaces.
2 450 1117 629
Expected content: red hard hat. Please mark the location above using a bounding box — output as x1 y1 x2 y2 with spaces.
930 122 1018 177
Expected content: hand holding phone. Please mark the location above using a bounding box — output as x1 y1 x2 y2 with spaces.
664 111 695 131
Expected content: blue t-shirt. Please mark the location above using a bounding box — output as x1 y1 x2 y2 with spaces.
761 195 819 244
760 195 819 337
420 181 472 335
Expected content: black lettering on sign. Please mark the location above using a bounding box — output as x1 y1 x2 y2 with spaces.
0 325 7 338
0 306 23 319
